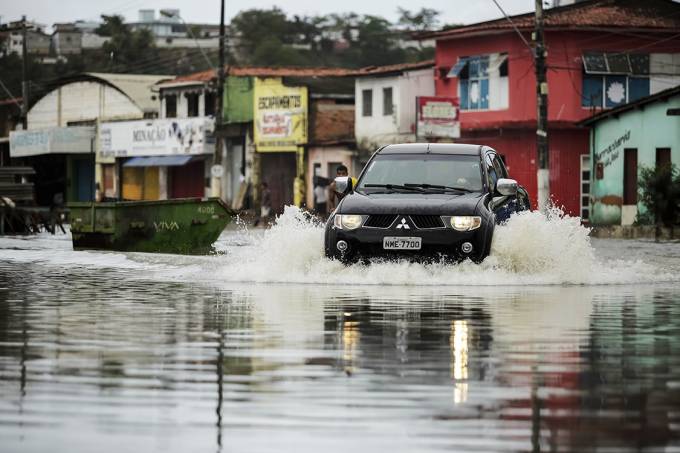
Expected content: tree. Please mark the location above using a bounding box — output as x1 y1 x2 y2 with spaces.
352 15 404 67
98 15 157 73
231 8 294 57
397 7 440 31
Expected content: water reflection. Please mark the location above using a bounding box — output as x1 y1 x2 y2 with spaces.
450 320 468 405
1 261 679 452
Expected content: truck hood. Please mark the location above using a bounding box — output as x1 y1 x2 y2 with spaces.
337 192 484 215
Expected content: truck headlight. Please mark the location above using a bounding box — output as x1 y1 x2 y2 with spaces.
334 214 365 230
449 216 481 231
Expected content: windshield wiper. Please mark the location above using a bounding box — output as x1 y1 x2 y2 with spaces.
364 184 425 192
404 183 474 193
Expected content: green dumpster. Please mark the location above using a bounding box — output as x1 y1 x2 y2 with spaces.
68 198 234 254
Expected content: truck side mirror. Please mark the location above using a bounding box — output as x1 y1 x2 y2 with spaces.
496 178 518 196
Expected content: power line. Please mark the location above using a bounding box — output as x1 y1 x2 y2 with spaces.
0 77 21 107
489 0 534 56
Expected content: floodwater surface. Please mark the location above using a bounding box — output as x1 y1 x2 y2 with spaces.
0 208 679 452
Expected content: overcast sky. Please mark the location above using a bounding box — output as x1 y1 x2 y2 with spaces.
1 0 538 29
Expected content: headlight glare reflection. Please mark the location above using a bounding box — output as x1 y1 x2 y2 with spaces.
335 214 364 230
450 216 482 231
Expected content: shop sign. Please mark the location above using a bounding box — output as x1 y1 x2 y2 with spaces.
10 126 95 157
254 78 308 152
100 118 214 157
416 96 460 139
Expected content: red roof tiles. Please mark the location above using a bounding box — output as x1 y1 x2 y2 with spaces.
352 60 434 76
421 0 680 40
161 66 357 86
160 60 435 86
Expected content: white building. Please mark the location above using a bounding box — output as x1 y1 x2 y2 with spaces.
11 73 171 205
354 60 434 151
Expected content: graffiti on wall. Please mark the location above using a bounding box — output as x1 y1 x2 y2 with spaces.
595 130 631 168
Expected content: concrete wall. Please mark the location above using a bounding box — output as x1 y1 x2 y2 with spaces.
397 68 435 134
28 81 144 129
590 93 680 225
355 69 434 149
160 88 209 119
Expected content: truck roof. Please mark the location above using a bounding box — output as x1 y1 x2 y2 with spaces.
377 143 484 155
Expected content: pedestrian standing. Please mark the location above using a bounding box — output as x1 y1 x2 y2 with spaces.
314 184 327 218
255 182 272 227
328 164 349 213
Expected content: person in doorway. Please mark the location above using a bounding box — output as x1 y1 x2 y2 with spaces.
254 182 272 227
328 164 348 212
314 183 327 218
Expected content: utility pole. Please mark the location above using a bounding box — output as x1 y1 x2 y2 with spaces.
534 0 550 212
211 0 226 200
21 15 29 129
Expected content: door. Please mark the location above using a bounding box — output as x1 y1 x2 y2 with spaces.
623 148 638 205
143 167 159 200
622 148 638 225
171 160 205 199
122 167 144 201
75 157 94 201
656 148 671 169
102 164 116 200
260 152 296 214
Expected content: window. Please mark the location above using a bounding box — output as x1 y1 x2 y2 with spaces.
362 89 373 117
580 154 591 221
165 95 177 118
623 148 638 205
459 55 489 110
187 93 199 117
583 52 649 75
357 154 483 192
383 87 393 116
582 75 650 108
455 53 508 111
204 91 215 116
493 154 508 179
581 52 650 108
485 153 498 189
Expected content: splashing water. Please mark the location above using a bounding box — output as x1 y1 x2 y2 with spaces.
209 206 671 286
0 205 673 286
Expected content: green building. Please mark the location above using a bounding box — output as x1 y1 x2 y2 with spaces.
581 85 680 226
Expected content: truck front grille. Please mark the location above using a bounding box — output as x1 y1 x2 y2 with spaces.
410 215 445 229
364 214 397 228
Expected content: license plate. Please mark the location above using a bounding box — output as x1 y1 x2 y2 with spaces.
383 236 422 250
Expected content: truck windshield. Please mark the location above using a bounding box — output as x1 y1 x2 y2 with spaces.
357 154 484 193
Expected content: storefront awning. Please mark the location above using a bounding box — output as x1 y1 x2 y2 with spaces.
123 155 194 167
447 58 469 78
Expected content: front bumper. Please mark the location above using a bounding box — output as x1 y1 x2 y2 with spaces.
325 219 492 262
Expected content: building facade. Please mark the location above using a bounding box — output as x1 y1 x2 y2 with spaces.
306 94 356 210
1 20 51 57
160 66 355 214
354 61 434 152
9 73 170 205
424 0 680 217
581 86 680 225
52 23 83 56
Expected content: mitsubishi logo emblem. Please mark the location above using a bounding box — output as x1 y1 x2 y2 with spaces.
396 217 410 229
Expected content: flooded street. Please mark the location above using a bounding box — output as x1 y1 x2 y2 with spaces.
1 210 680 452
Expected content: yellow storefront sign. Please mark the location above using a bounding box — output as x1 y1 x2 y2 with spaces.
254 78 308 152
